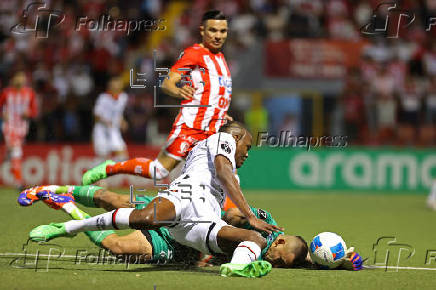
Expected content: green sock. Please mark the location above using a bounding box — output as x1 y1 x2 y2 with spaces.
66 203 115 247
71 185 102 208
85 230 116 247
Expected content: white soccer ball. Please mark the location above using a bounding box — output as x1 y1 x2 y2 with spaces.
309 232 347 269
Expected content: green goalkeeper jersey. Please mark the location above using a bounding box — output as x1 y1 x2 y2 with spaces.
221 207 283 259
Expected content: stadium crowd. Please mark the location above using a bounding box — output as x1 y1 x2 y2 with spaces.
0 0 434 146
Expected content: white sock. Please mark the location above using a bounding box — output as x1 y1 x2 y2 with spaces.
64 208 134 234
230 241 261 264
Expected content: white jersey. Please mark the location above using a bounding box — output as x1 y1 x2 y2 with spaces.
94 92 128 128
174 132 237 207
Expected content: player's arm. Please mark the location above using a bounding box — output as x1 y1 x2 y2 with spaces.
161 71 195 100
215 156 282 234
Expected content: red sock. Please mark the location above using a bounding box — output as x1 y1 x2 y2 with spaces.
11 158 22 183
106 158 152 178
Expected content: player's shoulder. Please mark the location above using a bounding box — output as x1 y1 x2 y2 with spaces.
180 43 206 58
206 132 236 153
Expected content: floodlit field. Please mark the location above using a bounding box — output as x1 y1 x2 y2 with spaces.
1 187 435 290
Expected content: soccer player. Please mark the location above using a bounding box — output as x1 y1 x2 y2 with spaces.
20 185 309 268
21 185 362 270
0 71 38 189
92 76 129 164
26 122 284 277
82 10 235 208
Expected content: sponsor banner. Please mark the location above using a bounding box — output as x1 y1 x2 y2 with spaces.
238 148 436 192
265 40 368 78
0 144 161 187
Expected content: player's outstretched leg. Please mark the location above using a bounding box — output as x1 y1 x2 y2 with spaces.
28 196 175 242
82 157 171 185
82 160 115 185
29 223 75 242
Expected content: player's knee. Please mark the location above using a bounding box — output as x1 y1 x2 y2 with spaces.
130 209 159 229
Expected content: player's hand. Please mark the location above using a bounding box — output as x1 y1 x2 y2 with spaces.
223 113 233 122
178 85 195 100
248 216 283 235
341 247 363 271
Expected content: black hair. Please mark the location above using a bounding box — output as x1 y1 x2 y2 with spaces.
218 120 246 133
201 10 227 23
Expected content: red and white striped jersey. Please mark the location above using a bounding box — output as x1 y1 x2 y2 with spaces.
0 87 37 133
170 43 232 133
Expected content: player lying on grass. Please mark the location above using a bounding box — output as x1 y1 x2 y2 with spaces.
20 185 309 268
22 122 281 278
20 185 363 271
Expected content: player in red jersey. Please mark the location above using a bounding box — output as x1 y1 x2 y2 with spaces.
0 71 38 189
83 10 236 209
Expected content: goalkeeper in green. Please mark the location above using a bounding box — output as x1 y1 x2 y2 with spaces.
19 185 309 268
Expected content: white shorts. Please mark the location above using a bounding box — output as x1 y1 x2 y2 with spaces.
93 124 126 156
157 177 229 255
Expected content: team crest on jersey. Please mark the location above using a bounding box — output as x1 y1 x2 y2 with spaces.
220 141 231 154
257 209 267 220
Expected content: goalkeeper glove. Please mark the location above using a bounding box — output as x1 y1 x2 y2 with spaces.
341 247 363 271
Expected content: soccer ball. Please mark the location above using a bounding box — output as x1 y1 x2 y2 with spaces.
309 232 347 269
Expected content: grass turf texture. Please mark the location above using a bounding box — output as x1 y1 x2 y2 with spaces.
0 187 435 290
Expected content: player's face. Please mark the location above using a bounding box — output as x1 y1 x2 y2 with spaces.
235 131 252 168
200 20 228 52
264 237 296 268
12 72 26 88
109 77 123 94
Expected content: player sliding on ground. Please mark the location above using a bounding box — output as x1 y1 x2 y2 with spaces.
25 122 283 277
20 186 310 268
21 184 363 271
82 10 235 210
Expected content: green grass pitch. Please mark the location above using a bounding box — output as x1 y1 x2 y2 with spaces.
1 187 435 289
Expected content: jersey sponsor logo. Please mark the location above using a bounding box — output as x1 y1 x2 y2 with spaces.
258 209 267 220
220 141 231 154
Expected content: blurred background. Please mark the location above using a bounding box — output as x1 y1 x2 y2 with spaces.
0 0 434 191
